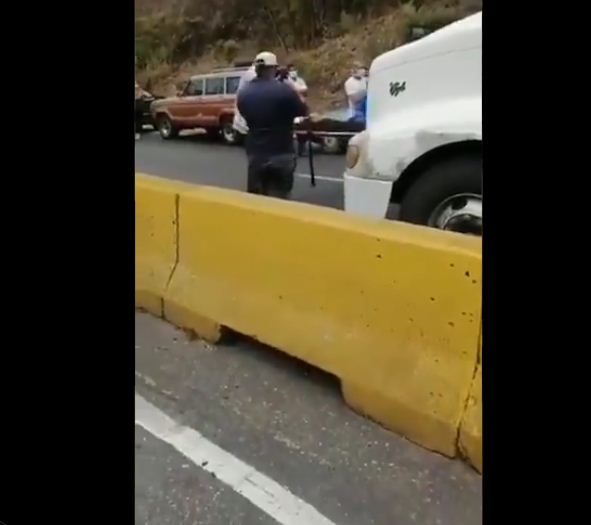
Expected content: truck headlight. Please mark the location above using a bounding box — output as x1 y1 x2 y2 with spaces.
345 144 360 169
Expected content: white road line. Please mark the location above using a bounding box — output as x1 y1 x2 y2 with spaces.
135 393 338 525
295 172 343 183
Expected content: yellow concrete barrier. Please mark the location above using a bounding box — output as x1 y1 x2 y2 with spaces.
160 181 482 458
135 174 185 316
459 334 482 472
135 174 222 340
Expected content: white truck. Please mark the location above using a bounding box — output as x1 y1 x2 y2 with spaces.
343 12 482 235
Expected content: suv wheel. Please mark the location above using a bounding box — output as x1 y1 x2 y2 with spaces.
399 154 482 236
157 115 178 140
322 136 348 155
322 136 339 154
221 120 240 145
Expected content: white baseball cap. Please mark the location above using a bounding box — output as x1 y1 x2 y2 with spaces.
254 51 278 66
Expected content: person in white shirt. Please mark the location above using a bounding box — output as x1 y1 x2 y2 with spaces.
344 64 368 119
287 64 308 97
232 62 257 135
285 64 310 156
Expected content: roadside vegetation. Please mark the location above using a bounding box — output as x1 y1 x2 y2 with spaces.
135 0 482 110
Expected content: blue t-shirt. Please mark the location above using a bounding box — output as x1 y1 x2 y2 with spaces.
351 94 367 125
237 77 308 156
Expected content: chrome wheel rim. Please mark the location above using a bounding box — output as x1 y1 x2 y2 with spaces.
429 193 482 235
160 119 171 137
223 124 236 143
323 137 339 152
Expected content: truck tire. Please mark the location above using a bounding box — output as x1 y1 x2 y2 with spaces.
157 115 178 140
399 154 482 235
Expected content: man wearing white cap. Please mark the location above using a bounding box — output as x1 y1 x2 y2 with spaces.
237 51 308 199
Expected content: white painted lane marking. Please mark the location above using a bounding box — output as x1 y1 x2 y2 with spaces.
135 393 338 525
295 172 343 183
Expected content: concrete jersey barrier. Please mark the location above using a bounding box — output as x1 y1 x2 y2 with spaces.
135 175 179 316
135 173 483 471
459 333 482 471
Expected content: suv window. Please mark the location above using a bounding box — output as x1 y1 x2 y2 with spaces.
186 79 204 96
205 77 225 95
225 76 241 95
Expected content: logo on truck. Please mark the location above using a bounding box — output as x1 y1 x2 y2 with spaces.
389 81 406 97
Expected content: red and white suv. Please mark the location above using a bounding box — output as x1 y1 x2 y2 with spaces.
150 66 247 145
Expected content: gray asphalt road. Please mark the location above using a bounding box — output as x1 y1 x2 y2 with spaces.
135 312 482 525
136 426 276 525
135 131 346 210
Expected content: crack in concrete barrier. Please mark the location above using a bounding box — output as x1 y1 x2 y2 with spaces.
162 192 181 315
455 319 482 461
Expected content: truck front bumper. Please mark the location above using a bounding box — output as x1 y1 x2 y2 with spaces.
343 173 393 219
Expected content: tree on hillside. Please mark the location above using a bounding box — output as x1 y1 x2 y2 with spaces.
136 0 482 69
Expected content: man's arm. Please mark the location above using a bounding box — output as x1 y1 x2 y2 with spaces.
234 68 255 127
236 88 247 116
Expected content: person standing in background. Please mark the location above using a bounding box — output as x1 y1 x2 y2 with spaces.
286 64 310 156
135 81 143 140
287 64 308 97
237 51 308 199
344 64 368 119
352 91 368 125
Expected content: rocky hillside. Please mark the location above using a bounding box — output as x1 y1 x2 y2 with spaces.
135 0 482 111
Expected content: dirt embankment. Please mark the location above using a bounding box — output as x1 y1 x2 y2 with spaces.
135 0 482 112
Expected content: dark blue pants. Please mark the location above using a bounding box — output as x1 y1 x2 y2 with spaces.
247 153 296 199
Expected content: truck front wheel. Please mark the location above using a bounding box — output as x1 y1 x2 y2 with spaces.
399 154 482 235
